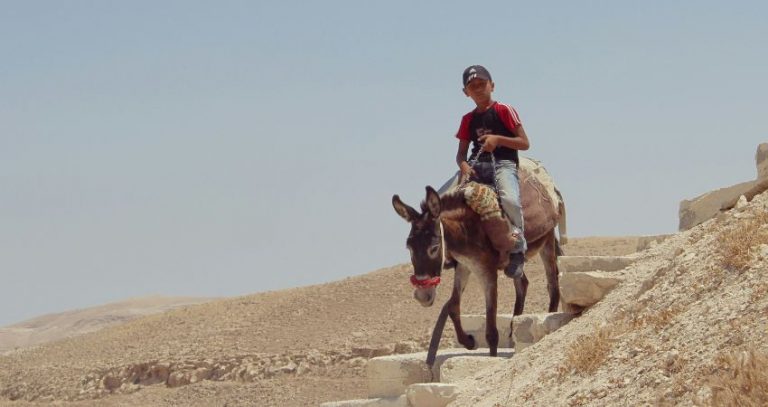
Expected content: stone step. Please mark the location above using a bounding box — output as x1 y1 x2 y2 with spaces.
636 234 673 251
459 313 575 352
457 314 515 348
322 383 461 407
558 255 635 273
560 271 622 313
319 395 408 407
438 354 508 384
510 313 575 352
366 348 513 398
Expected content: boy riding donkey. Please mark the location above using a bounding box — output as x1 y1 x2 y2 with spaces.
439 65 529 278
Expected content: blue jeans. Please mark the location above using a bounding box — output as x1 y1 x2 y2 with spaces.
438 159 527 253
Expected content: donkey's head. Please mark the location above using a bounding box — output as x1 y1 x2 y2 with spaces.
392 186 444 307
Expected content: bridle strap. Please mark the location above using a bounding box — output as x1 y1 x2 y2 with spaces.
439 220 446 273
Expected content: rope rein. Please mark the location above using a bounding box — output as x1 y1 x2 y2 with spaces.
462 144 500 194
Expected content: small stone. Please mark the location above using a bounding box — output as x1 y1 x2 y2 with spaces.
347 357 367 368
735 195 748 209
406 383 459 407
167 371 190 387
759 244 768 259
296 361 311 375
394 340 421 354
190 367 211 383
278 361 297 374
101 375 122 391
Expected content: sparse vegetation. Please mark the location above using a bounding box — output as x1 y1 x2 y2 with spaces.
717 210 768 271
559 326 613 376
703 348 768 407
627 307 682 331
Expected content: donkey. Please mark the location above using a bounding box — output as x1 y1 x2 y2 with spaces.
392 159 566 365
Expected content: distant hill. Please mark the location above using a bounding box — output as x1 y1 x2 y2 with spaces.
0 296 212 354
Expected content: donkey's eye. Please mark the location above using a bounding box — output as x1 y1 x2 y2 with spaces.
427 244 440 258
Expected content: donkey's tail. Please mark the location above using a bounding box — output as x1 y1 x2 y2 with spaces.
555 187 568 245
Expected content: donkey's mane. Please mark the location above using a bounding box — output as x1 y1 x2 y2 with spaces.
419 190 473 221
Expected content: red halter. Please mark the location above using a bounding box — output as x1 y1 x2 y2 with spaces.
410 274 441 288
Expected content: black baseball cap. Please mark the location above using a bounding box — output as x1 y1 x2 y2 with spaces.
462 65 492 87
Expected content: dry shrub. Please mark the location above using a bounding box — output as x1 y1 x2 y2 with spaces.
559 326 613 376
717 210 768 271
704 348 768 406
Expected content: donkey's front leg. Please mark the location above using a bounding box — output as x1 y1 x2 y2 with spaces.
478 268 500 356
447 265 475 351
426 301 451 367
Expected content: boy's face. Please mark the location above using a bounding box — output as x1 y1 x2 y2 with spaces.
463 79 494 105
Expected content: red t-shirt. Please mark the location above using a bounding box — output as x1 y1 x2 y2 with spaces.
456 102 522 163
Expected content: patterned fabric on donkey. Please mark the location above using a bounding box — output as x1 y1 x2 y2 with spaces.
462 182 517 270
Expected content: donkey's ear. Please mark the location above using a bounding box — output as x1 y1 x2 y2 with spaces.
424 186 441 219
392 195 418 222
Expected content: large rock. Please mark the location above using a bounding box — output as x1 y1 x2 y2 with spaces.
320 395 408 407
406 383 459 407
511 313 575 352
757 143 768 180
560 271 622 310
558 256 635 273
679 180 758 230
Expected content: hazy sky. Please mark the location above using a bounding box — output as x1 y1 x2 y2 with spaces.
2 1 766 326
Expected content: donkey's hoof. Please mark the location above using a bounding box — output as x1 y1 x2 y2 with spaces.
463 334 477 350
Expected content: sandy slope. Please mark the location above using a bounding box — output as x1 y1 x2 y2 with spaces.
0 236 642 406
449 193 768 406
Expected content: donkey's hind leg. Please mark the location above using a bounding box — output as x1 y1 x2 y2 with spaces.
540 230 561 312
512 273 529 316
476 268 500 356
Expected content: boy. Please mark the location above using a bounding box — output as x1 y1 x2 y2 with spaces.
440 65 529 278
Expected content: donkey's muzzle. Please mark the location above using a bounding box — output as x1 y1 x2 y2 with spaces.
413 286 436 307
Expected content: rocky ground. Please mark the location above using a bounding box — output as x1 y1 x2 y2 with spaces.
5 191 767 407
449 192 768 406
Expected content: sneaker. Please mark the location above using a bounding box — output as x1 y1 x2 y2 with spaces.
504 252 525 279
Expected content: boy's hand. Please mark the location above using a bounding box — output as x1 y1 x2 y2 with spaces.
478 134 499 152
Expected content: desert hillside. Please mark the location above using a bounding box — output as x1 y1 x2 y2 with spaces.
0 296 212 355
0 237 641 406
